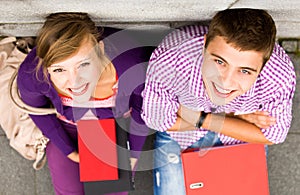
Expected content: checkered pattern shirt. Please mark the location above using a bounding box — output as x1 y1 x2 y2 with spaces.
141 25 296 149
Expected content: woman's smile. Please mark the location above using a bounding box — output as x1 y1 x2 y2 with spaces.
68 83 89 96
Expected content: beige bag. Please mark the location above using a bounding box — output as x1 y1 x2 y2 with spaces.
0 37 56 170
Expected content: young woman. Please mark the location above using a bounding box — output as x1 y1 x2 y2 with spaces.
17 12 154 195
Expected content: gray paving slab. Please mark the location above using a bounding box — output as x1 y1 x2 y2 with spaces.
0 133 36 195
35 163 55 195
290 53 300 134
129 132 155 195
265 52 300 195
268 132 300 195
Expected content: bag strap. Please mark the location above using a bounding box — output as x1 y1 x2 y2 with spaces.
9 66 56 170
33 136 49 170
8 67 58 115
3 39 54 170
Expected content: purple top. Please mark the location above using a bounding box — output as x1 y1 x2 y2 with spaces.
17 28 154 158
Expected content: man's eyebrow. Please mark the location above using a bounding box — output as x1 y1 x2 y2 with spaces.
239 66 258 73
211 53 229 65
210 53 258 73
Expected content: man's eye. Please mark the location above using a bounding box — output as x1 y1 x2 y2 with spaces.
241 69 250 75
215 59 224 65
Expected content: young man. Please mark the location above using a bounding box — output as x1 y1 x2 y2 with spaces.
141 8 296 194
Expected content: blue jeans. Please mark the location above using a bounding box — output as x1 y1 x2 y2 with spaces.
153 131 223 195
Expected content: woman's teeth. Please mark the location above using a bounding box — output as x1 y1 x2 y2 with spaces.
69 84 88 96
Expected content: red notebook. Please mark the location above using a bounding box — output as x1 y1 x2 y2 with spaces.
77 119 118 182
181 143 270 195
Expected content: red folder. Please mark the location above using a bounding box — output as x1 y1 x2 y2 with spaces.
77 119 118 182
181 143 270 195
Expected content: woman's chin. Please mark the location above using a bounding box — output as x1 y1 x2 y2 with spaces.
73 95 91 104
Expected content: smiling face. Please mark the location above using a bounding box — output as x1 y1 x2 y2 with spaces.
47 39 104 103
201 36 264 106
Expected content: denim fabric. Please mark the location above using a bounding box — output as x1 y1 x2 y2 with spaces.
153 131 223 195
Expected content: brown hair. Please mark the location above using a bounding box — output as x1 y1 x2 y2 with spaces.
36 12 105 79
205 8 276 65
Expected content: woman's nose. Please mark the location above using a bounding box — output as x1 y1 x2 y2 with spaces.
67 68 80 85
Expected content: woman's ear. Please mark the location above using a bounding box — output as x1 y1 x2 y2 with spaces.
203 34 207 46
98 40 105 54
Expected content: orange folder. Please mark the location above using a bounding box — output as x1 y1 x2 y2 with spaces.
77 119 118 182
181 143 270 195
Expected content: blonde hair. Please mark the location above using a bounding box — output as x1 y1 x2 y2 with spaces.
36 12 107 79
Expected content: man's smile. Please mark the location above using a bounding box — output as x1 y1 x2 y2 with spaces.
212 82 235 98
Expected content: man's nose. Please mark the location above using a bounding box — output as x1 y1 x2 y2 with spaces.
219 69 236 87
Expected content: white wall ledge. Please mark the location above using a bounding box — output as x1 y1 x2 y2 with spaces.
0 0 299 38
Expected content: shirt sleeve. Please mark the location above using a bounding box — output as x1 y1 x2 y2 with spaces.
17 49 76 156
259 45 296 144
261 77 295 144
141 25 207 131
141 48 180 131
112 46 155 159
127 84 150 158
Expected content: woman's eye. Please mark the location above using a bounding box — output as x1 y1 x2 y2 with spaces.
79 62 90 68
53 68 64 73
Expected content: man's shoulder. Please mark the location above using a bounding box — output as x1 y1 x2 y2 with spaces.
151 25 207 68
157 25 208 52
173 25 209 38
260 43 296 88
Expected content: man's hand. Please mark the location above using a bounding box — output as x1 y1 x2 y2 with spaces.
67 151 80 163
177 105 199 125
235 111 276 129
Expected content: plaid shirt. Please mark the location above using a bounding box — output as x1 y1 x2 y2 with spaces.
141 25 296 149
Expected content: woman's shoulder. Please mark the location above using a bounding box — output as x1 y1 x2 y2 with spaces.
17 47 49 93
18 47 39 76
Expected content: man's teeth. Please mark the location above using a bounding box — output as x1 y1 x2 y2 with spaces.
215 84 232 94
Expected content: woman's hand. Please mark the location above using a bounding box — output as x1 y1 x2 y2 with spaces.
236 111 276 129
67 151 80 163
67 151 137 169
130 157 138 171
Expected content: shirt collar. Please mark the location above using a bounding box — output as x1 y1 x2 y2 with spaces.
189 41 207 98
